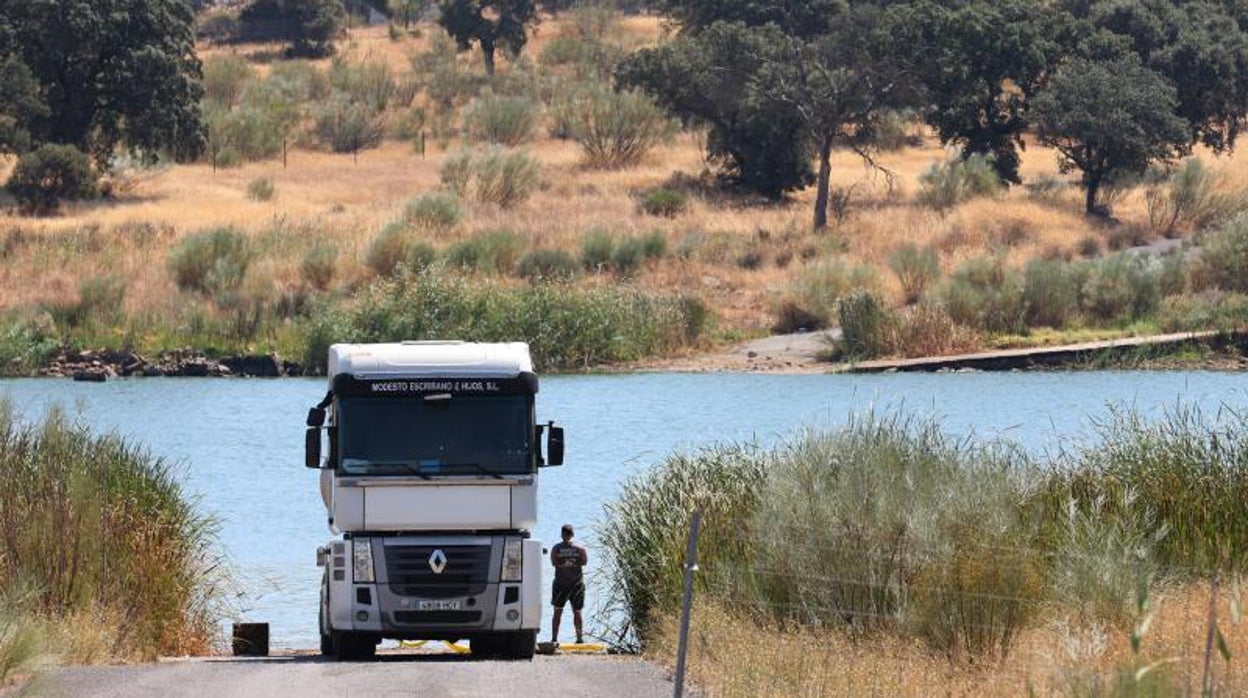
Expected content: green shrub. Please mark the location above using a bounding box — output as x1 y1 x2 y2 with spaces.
246 177 275 202
1156 291 1248 332
612 236 646 278
302 271 708 371
939 256 1025 333
918 152 1002 211
888 244 940 304
328 58 396 112
403 192 463 231
167 227 254 296
204 101 292 167
6 144 98 214
0 315 58 375
439 149 474 196
366 223 415 277
1143 158 1233 239
555 86 673 168
776 259 880 332
1023 259 1086 329
45 275 127 330
516 248 580 283
314 99 384 155
1080 255 1160 324
581 228 615 272
267 60 331 102
444 230 524 275
1196 214 1248 292
837 290 893 359
463 93 538 146
0 405 224 658
472 147 541 208
641 230 667 260
201 54 254 107
640 188 688 217
442 147 540 208
300 244 338 290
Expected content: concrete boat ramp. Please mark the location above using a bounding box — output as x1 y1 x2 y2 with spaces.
844 330 1237 373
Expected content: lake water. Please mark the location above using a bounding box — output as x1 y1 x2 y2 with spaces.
2 371 1247 648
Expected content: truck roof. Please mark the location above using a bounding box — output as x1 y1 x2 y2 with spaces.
328 341 534 380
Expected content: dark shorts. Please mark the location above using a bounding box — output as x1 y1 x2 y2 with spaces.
551 579 585 610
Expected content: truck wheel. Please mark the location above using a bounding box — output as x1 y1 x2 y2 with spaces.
503 630 536 660
334 632 377 661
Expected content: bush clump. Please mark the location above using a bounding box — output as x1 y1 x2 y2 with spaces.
403 192 463 231
314 99 384 155
300 244 338 290
463 93 538 146
1080 255 1161 324
440 147 540 208
167 227 254 296
6 144 99 214
302 271 708 371
365 223 436 277
246 177 275 201
516 248 580 283
776 259 880 332
555 87 673 168
837 291 893 360
1023 258 1086 329
443 230 525 275
888 244 940 305
918 152 1002 212
1195 214 1248 293
640 188 688 217
938 256 1025 334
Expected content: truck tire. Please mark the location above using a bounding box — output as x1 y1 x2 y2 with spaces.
503 630 537 660
334 632 377 661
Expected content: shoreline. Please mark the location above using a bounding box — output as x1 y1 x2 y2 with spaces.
11 329 1248 381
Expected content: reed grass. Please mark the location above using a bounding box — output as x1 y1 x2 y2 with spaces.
602 405 1248 684
0 403 225 664
302 270 708 372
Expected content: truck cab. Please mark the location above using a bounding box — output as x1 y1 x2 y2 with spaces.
305 341 564 660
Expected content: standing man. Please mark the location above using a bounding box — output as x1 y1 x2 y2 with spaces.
550 523 588 645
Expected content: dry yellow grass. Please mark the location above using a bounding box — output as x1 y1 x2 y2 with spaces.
4 17 1248 341
650 585 1248 697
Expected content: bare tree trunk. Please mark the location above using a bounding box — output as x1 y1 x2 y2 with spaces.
813 135 833 231
1085 175 1099 215
481 39 496 76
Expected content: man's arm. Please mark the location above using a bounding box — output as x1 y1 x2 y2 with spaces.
550 544 559 567
578 545 588 567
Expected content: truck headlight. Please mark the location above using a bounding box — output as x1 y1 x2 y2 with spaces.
501 538 523 582
353 540 375 583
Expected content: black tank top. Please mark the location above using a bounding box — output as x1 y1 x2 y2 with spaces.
552 541 584 585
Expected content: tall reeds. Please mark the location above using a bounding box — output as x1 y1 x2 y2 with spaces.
602 406 1248 667
0 404 224 664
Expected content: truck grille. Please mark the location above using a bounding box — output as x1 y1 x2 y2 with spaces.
393 610 483 625
385 544 492 599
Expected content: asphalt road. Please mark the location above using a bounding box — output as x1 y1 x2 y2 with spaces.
40 652 679 698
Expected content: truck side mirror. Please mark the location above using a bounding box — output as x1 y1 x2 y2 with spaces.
307 407 326 427
547 426 565 466
305 427 322 469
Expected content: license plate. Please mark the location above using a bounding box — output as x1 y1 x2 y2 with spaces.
416 599 462 611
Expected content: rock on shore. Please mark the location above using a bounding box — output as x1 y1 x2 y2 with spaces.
39 349 308 381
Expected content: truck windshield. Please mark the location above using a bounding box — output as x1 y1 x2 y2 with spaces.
336 395 531 476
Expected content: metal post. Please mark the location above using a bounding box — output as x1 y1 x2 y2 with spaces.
673 509 702 698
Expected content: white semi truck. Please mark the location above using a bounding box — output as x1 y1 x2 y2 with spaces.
304 341 564 660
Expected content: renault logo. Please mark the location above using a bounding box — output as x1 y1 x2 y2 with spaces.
428 549 448 574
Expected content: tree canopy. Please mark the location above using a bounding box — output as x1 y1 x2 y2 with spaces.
437 0 537 75
0 0 205 167
239 0 347 58
1032 55 1190 214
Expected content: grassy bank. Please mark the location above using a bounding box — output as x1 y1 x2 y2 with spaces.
6 17 1248 369
601 408 1248 694
0 405 224 683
